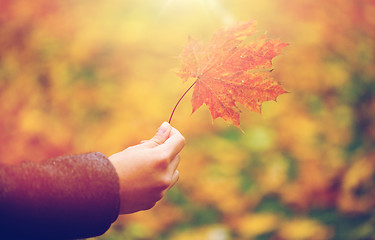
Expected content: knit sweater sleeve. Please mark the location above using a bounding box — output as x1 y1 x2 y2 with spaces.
0 152 120 240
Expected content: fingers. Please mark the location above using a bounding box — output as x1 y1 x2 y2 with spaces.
141 122 172 148
156 127 185 157
162 155 181 194
166 170 180 192
169 154 181 173
171 170 179 187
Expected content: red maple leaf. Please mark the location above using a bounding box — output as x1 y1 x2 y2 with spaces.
169 21 288 127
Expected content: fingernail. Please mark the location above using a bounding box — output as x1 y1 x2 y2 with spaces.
157 122 170 134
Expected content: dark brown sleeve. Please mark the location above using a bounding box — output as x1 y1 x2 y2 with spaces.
0 152 120 240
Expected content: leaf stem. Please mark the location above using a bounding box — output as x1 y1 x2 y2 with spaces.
168 80 197 124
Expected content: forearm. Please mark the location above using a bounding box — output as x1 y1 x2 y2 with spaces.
0 152 120 239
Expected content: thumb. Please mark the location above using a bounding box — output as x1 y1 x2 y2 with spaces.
144 122 172 147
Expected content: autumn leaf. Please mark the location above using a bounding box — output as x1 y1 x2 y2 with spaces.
170 21 288 127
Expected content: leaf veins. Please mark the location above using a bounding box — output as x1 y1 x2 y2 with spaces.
172 20 288 127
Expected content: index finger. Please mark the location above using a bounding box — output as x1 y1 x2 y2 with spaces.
156 127 185 158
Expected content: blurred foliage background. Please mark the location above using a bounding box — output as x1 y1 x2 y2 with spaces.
1 0 375 239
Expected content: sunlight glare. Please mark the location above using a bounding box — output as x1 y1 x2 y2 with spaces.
158 0 235 24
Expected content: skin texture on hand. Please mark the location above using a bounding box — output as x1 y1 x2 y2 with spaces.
109 122 185 214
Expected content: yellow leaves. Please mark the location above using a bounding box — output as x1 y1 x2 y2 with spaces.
255 154 289 192
192 177 250 214
170 225 230 240
242 126 275 152
276 111 321 160
277 218 333 240
232 215 333 240
338 157 375 213
2 0 375 239
281 159 340 209
122 203 185 236
233 213 280 238
178 137 255 215
18 109 44 134
342 158 374 190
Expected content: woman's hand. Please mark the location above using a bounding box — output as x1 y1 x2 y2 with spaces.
109 122 185 214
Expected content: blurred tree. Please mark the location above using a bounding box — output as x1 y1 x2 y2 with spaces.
1 0 375 239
